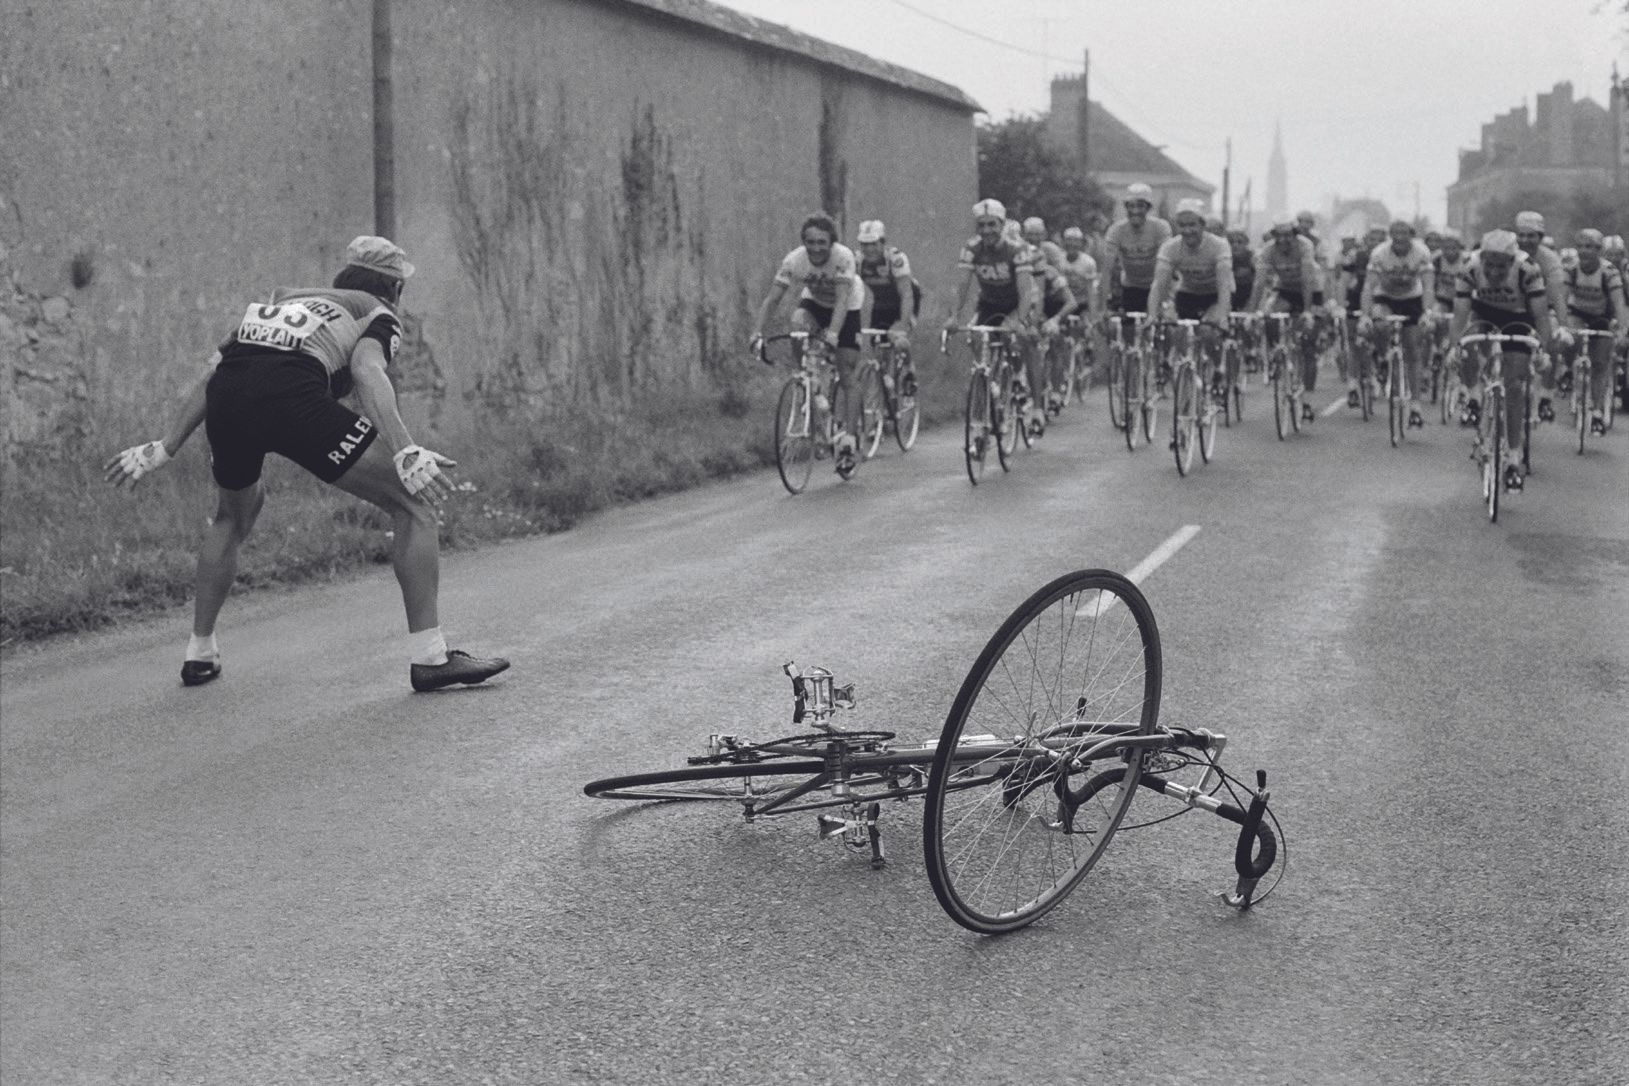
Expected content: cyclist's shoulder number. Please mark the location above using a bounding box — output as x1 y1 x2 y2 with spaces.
234 296 347 352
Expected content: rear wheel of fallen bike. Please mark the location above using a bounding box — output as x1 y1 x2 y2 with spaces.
923 569 1163 935
774 379 814 494
584 761 828 804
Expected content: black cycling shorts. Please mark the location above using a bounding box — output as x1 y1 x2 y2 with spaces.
869 304 903 331
974 304 1018 328
1468 302 1537 355
1311 291 1326 308
1377 295 1425 327
1174 291 1219 321
798 299 862 349
205 354 377 490
1567 308 1612 333
1117 285 1152 316
1043 292 1071 320
1274 289 1306 315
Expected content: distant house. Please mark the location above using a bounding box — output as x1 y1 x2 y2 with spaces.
1446 81 1617 236
1045 74 1215 217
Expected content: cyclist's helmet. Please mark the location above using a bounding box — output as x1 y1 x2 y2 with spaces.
1604 235 1627 255
1173 198 1206 223
972 198 1007 224
1575 228 1604 248
1439 227 1461 244
856 220 885 244
1022 216 1046 233
1124 182 1154 208
1061 226 1085 241
1480 229 1519 255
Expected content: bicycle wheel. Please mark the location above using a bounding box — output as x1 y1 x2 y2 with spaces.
859 365 887 460
1359 354 1374 421
1272 353 1290 441
923 569 1162 935
1121 350 1141 451
584 760 828 804
1521 375 1533 476
995 364 1020 466
1575 359 1588 455
1388 358 1403 448
1288 361 1303 435
1221 340 1240 427
1140 359 1160 446
774 378 815 494
964 372 989 486
1106 344 1127 431
1485 387 1504 523
1199 381 1219 464
892 358 920 452
1171 364 1196 476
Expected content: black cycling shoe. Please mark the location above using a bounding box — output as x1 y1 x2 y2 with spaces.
1301 403 1316 423
1538 397 1554 423
1557 370 1573 394
181 659 222 687
1462 399 1481 428
411 650 511 692
1503 464 1524 492
1590 416 1607 436
834 446 858 479
1347 388 1360 408
1408 409 1424 429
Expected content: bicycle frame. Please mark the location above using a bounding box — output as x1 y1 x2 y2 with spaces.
946 326 1017 483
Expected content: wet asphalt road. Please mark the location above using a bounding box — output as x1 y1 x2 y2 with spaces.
4 376 1627 1085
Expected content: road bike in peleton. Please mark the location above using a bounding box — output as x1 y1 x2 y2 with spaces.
761 332 854 494
1164 319 1221 476
583 569 1286 935
858 328 921 455
1460 324 1540 523
1368 313 1414 448
1560 328 1618 453
1218 312 1255 427
944 326 1019 485
1041 314 1091 418
1105 312 1156 451
1263 313 1306 441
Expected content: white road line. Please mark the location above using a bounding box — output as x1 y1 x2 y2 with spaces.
1078 525 1201 619
1125 524 1202 585
1319 397 1345 418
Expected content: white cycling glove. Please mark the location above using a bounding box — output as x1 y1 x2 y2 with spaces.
107 440 171 487
393 444 456 498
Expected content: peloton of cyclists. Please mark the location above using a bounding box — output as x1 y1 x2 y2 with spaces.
750 212 868 478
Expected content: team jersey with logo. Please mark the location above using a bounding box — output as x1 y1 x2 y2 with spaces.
1058 251 1100 302
775 244 865 311
1365 239 1433 300
858 245 912 311
1102 218 1173 288
1155 234 1233 296
1255 236 1320 294
1455 256 1547 317
958 236 1039 311
1564 262 1625 318
219 286 402 377
1433 252 1473 303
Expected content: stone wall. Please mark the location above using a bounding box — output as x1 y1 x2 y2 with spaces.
0 0 976 469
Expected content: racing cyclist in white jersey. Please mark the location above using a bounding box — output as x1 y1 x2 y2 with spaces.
751 213 867 477
855 219 920 396
104 236 510 692
1098 182 1173 319
1561 228 1627 435
1359 220 1435 429
1147 199 1233 396
1022 217 1066 271
1513 210 1569 423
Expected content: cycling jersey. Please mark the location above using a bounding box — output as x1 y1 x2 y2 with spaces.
1101 218 1173 289
1036 260 1077 319
1433 252 1472 305
775 244 865 312
1255 237 1319 296
1365 239 1433 300
219 286 402 380
1057 251 1099 303
1456 256 1547 318
958 236 1039 314
1154 234 1233 298
1033 239 1066 270
1520 244 1567 314
1564 262 1623 320
1230 253 1256 310
858 245 913 315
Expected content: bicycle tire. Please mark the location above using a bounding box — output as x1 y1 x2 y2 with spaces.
964 371 988 486
1359 355 1374 422
892 357 920 452
1106 344 1127 431
1221 340 1239 427
1486 387 1504 523
585 760 828 803
1575 359 1588 455
1199 380 1219 464
1122 349 1141 451
995 363 1017 469
1172 364 1196 476
859 364 887 461
774 378 815 494
1140 357 1160 446
1272 352 1289 441
923 569 1162 935
1521 375 1533 476
1388 355 1403 448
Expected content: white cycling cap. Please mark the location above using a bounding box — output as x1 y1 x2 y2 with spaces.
345 235 414 279
1123 182 1154 204
856 220 885 243
1513 210 1545 232
1480 229 1519 255
1173 198 1207 220
1062 226 1085 241
972 198 1007 221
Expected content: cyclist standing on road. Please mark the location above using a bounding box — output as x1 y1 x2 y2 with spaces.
1449 229 1556 491
104 236 510 692
855 219 920 396
751 213 867 478
1561 228 1627 436
1359 220 1436 430
1098 183 1172 319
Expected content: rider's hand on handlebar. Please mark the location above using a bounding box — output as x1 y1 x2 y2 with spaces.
820 328 839 349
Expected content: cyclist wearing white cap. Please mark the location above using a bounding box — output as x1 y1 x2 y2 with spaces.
1561 228 1627 436
1058 227 1101 311
1022 217 1066 271
1148 200 1233 402
104 236 510 692
1359 220 1436 429
1432 230 1471 314
1513 210 1570 422
855 219 921 395
751 212 868 476
1449 229 1555 490
1098 183 1172 317
948 199 1041 332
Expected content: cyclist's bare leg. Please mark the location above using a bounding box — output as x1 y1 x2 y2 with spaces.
330 441 441 632
834 346 861 442
1503 348 1530 463
1588 335 1612 419
191 482 266 639
1403 323 1423 411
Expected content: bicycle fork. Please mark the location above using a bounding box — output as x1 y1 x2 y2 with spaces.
1134 753 1275 909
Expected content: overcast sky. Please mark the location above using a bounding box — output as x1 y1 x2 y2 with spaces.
717 0 1629 225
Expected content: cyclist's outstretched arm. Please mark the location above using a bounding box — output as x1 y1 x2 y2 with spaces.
107 349 214 487
1448 296 1471 344
751 281 788 341
350 338 418 458
948 270 975 328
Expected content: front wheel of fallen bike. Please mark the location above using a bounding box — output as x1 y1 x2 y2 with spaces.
774 378 814 494
923 569 1163 935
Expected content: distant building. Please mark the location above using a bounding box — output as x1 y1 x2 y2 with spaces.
1446 81 1616 235
1046 74 1215 216
1266 122 1288 221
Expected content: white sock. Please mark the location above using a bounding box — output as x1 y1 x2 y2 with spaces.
185 633 219 662
409 627 449 667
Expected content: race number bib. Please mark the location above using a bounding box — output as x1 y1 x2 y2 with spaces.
234 297 345 352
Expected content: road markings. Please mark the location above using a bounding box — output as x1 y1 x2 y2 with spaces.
1319 397 1345 418
1078 525 1201 619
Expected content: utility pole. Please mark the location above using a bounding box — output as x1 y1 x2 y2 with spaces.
1076 48 1091 174
372 0 396 239
1221 138 1232 227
